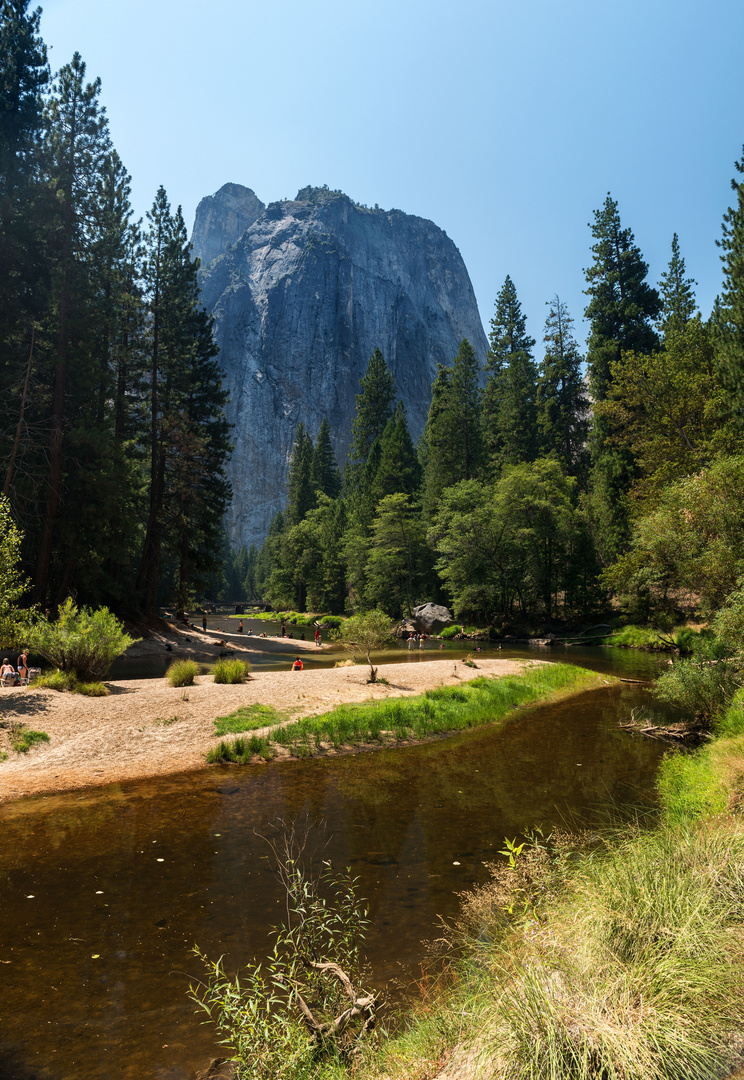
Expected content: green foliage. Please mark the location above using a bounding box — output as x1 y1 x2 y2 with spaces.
310 418 341 501
207 734 275 763
286 422 315 527
190 822 375 1078
658 232 697 337
11 728 49 753
653 658 742 727
213 703 284 737
332 609 393 681
166 658 199 687
715 145 744 417
366 493 428 617
319 615 344 629
656 751 729 823
212 657 251 684
0 495 28 645
346 348 397 486
483 276 538 470
422 339 484 512
26 598 135 681
607 455 744 614
536 296 588 477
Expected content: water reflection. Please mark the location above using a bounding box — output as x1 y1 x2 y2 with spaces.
0 680 666 1080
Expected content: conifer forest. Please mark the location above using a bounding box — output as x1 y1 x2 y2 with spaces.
4 0 744 629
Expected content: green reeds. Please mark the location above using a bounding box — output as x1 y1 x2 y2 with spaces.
30 670 108 695
166 659 200 687
207 733 274 763
212 657 251 684
208 664 603 764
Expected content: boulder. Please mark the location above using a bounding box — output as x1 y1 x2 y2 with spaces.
411 604 454 634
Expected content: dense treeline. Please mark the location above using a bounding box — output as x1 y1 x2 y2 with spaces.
242 174 744 629
0 1 231 615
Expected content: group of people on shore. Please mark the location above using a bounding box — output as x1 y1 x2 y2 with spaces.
1 650 29 686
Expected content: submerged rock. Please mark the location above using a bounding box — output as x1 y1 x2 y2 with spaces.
192 185 488 547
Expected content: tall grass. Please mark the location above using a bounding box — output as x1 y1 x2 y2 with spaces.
212 657 251 684
166 659 200 687
31 670 108 695
210 665 603 763
363 821 744 1080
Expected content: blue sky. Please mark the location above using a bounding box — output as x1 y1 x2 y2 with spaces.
40 0 744 351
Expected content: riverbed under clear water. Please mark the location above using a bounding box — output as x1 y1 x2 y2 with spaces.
0 651 670 1080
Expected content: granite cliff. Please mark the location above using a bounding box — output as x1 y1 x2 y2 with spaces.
192 183 488 549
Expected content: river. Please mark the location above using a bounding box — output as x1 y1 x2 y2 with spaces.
0 648 670 1080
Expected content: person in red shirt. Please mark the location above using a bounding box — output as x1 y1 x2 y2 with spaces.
292 657 303 671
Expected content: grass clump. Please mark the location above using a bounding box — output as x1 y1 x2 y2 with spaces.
268 664 601 757
166 659 199 687
213 703 285 737
11 728 50 753
30 670 108 695
207 733 274 763
366 821 744 1080
212 657 251 684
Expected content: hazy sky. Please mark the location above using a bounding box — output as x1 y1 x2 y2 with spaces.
39 0 744 349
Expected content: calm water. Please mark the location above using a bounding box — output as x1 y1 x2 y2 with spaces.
0 657 668 1080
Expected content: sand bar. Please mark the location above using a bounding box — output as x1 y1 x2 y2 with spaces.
0 656 528 804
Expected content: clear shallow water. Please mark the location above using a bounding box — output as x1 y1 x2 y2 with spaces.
0 659 668 1080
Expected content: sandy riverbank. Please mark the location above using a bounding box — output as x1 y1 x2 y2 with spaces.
0 657 529 804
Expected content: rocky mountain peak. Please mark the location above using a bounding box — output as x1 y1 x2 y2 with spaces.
190 183 265 268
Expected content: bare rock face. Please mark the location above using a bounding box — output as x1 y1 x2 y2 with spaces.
193 185 488 549
411 603 454 634
191 183 265 269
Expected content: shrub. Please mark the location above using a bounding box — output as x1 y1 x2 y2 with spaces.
166 659 200 687
31 669 70 691
439 624 462 639
212 657 251 684
12 728 50 753
653 657 742 727
26 598 136 681
319 615 343 629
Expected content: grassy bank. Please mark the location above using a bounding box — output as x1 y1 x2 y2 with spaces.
341 700 744 1080
207 662 607 764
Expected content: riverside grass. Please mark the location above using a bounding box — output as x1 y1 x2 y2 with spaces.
209 663 605 763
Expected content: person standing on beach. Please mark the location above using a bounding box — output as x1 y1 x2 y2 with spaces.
238 620 244 634
202 614 207 632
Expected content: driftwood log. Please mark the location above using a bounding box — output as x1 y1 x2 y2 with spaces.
276 959 377 1050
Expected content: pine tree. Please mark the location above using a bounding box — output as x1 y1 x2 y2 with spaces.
658 233 697 337
286 422 315 525
35 51 112 601
136 192 231 613
310 418 341 500
372 402 421 503
483 276 538 469
584 195 660 563
715 148 744 414
537 296 588 478
584 194 661 405
422 340 483 515
346 348 396 484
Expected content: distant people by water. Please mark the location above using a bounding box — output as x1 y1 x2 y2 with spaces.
202 614 207 632
238 620 244 634
17 650 29 680
315 627 321 646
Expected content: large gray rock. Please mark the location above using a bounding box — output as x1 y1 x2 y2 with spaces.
411 603 454 634
191 183 265 269
193 185 488 549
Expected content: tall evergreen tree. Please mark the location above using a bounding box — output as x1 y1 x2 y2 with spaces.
35 52 112 601
286 421 315 525
536 296 588 477
422 339 483 514
136 192 230 613
372 402 421 503
346 348 396 484
584 195 660 562
584 194 661 405
715 147 744 416
483 276 538 469
658 233 697 337
310 418 341 500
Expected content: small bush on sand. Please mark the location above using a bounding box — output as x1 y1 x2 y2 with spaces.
167 659 199 687
27 599 136 681
31 670 108 695
213 657 251 684
12 728 50 753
